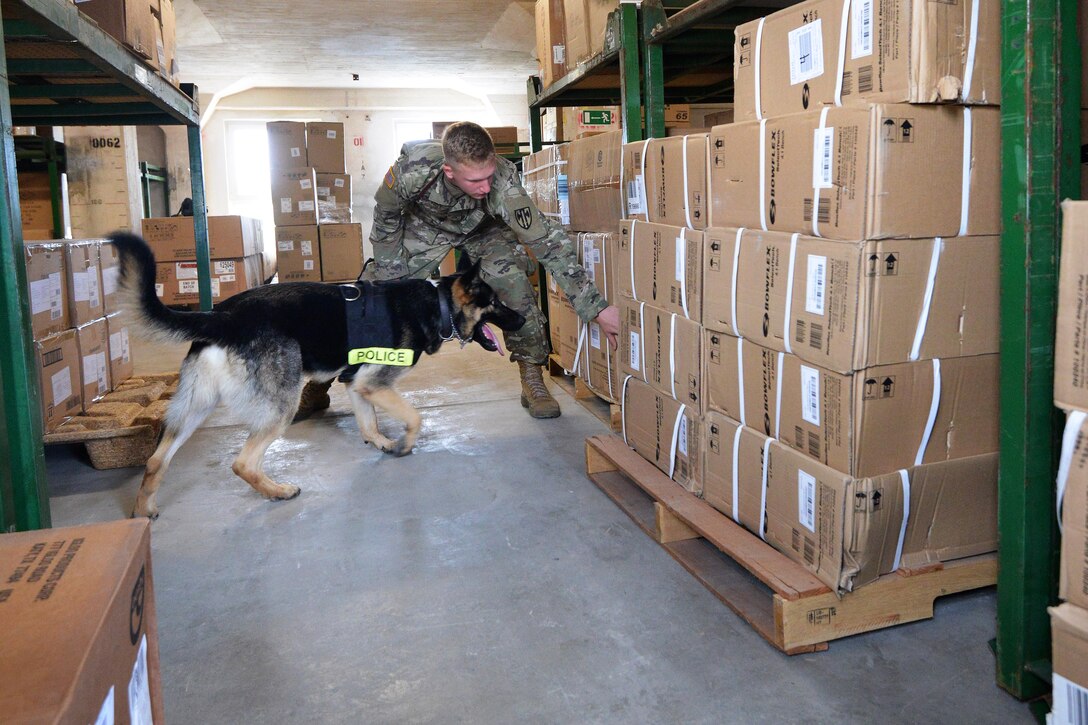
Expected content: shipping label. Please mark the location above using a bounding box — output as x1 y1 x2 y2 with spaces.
798 470 817 532
788 20 825 85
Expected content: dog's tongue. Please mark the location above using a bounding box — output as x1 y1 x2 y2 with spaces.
481 324 504 356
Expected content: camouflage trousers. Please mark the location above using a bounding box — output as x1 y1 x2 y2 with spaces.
364 221 550 364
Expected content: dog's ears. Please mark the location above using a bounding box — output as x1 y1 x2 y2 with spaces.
459 258 484 287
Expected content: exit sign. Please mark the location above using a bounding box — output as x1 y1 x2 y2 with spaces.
580 110 614 125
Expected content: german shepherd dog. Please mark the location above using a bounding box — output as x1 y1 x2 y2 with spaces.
110 233 525 519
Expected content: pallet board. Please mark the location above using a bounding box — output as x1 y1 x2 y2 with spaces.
548 354 621 431
585 434 998 654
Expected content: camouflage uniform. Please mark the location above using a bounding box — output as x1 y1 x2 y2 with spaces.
365 140 607 365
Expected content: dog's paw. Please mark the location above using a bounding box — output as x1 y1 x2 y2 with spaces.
270 484 301 501
390 437 414 457
131 505 159 521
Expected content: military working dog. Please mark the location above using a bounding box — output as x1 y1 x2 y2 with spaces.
110 232 525 519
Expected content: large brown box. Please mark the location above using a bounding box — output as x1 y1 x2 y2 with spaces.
74 0 160 63
1050 603 1088 724
546 271 565 355
318 223 364 282
106 312 135 389
568 130 623 232
275 225 322 282
65 126 142 238
553 292 582 374
702 228 1000 372
271 167 319 227
702 411 998 592
156 0 179 86
0 519 163 724
523 143 570 225
578 231 621 401
535 0 567 88
18 170 65 240
76 317 112 412
621 375 703 494
733 0 1000 122
99 239 123 315
155 256 263 305
1060 412 1088 610
24 242 70 339
266 121 306 171
485 126 520 155
620 296 702 408
1056 200 1088 411
35 329 82 432
306 122 346 174
705 330 999 475
622 134 709 229
64 240 105 327
616 220 703 322
564 0 618 68
708 104 1001 240
140 215 264 262
316 172 352 224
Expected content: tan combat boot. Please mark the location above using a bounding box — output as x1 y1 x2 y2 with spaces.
518 361 561 418
293 380 332 422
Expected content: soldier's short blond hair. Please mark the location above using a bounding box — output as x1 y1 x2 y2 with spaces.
441 122 496 166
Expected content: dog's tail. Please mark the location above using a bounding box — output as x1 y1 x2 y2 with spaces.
109 232 225 344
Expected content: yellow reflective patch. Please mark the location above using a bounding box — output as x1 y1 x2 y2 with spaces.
348 347 415 366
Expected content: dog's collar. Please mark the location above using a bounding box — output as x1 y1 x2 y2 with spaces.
436 284 468 347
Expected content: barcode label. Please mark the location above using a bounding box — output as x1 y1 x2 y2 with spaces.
803 198 831 223
590 322 601 350
857 65 874 93
812 127 834 189
788 20 825 85
808 431 821 459
626 175 646 216
558 173 570 225
675 236 685 282
841 70 854 96
851 0 874 58
800 364 821 425
795 319 807 345
798 470 817 532
629 331 641 371
552 44 565 64
809 322 824 350
1053 673 1088 725
806 254 827 315
678 416 689 456
803 535 816 565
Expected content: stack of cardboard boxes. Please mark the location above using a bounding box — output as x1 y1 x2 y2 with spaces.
266 121 363 284
1052 200 1088 718
534 0 620 88
23 240 134 432
74 0 180 87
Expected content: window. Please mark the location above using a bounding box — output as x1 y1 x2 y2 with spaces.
223 120 273 235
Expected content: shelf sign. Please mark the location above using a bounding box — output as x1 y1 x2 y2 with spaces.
580 110 614 126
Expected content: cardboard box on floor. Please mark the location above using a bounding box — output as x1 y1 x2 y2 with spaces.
535 0 567 88
267 121 306 171
708 104 1001 240
64 240 104 327
1060 412 1088 610
99 239 122 315
578 231 621 402
155 256 263 305
35 329 82 432
319 223 364 282
140 215 264 262
316 172 352 224
24 242 69 339
523 143 570 226
704 330 999 476
306 122 346 174
275 225 322 282
546 272 565 355
1050 604 1088 725
1056 200 1088 411
702 228 1000 372
271 167 319 227
621 376 703 494
616 220 703 322
76 318 111 412
0 519 163 724
620 295 702 408
732 0 1000 123
702 411 998 592
622 134 709 230
567 130 623 232
106 312 135 389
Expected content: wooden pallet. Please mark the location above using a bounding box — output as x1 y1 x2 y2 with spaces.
585 434 998 654
547 354 621 431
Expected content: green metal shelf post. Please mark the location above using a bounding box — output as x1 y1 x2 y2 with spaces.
641 1 667 139
186 119 212 312
617 3 643 143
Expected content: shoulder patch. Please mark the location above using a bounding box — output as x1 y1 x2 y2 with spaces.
514 206 533 230
383 166 396 189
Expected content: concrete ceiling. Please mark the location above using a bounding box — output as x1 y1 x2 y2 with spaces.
176 0 540 103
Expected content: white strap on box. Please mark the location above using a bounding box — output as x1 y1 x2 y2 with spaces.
736 336 747 427
962 0 980 99
669 313 678 400
731 424 745 524
833 0 850 106
759 436 773 541
629 220 639 302
775 350 785 439
909 237 943 361
759 119 769 231
1057 409 1088 533
621 374 633 445
959 108 973 237
730 228 745 334
639 301 648 383
574 322 588 379
914 358 942 466
812 106 831 238
682 135 694 229
892 469 911 571
782 233 800 354
602 246 615 401
754 18 766 121
677 227 690 320
638 138 651 218
668 404 687 480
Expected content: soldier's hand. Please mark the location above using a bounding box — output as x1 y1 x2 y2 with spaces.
595 305 620 350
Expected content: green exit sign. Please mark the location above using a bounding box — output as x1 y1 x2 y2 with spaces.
580 110 614 125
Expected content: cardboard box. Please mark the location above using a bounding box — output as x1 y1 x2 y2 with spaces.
24 242 69 339
99 239 122 315
1061 411 1088 609
266 121 306 171
1057 200 1088 411
568 130 623 232
702 228 1000 371
74 0 159 62
578 232 620 402
708 104 1001 240
140 215 264 262
620 295 702 408
155 256 263 305
561 106 622 140
547 272 565 354
621 375 702 493
306 122 346 174
106 312 135 389
616 220 703 322
486 126 520 155
319 223 364 282
275 225 322 282
622 135 709 229
35 329 82 432
733 0 1000 122
1050 604 1088 725
702 411 998 592
316 172 352 224
553 292 582 374
564 0 618 68
0 519 163 724
271 167 319 227
155 0 179 86
18 170 66 240
64 240 105 327
523 143 571 225
535 0 567 87
664 104 692 128
65 126 142 238
705 330 999 475
76 318 112 411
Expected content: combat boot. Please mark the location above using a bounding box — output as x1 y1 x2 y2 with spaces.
518 361 560 418
294 380 332 422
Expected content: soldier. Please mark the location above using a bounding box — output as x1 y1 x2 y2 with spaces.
295 121 619 420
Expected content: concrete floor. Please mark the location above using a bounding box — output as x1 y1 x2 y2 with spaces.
44 338 1030 724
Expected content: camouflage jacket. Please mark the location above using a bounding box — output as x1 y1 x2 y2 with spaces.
371 140 607 322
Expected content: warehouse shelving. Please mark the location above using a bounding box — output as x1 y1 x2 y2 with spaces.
0 0 209 534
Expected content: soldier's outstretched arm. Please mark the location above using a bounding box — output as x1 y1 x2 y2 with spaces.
369 164 408 269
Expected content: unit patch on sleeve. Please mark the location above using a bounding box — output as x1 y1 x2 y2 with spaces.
514 206 533 230
383 166 396 189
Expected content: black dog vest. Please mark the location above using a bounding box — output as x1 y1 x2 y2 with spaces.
337 281 414 382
